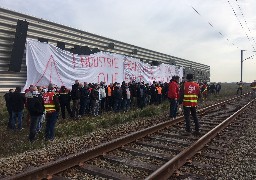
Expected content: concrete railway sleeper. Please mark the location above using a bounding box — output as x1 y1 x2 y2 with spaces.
3 94 254 180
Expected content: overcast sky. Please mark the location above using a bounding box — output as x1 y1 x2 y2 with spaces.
1 0 256 82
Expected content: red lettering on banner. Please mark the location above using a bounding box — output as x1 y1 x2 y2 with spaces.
72 54 76 69
124 74 136 82
112 72 118 83
107 58 112 67
80 56 84 68
94 58 99 67
141 64 151 74
80 56 119 68
89 57 94 67
113 58 118 68
124 59 136 71
98 57 104 67
98 72 105 83
97 72 119 83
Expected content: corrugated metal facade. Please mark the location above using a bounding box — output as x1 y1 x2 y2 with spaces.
0 7 210 92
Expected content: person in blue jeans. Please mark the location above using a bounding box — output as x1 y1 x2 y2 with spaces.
9 87 26 130
43 84 60 141
44 111 58 141
27 86 45 142
168 76 180 119
4 89 14 129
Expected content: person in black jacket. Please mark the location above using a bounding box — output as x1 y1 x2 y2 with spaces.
9 87 26 130
71 80 81 119
113 83 122 112
58 86 72 119
150 82 158 105
27 86 45 142
4 89 14 129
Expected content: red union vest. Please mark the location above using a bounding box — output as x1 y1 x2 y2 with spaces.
43 92 56 113
183 81 199 107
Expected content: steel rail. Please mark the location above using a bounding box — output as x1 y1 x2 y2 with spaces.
145 98 255 180
5 95 245 180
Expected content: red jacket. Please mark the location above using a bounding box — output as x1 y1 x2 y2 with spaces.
168 80 179 99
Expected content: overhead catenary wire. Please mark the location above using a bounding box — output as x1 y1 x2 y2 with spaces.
234 0 256 50
191 6 239 49
227 0 255 51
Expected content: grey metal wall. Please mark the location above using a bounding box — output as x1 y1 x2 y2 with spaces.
0 7 210 92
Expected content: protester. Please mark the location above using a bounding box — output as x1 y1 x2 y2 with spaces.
9 87 26 130
156 83 162 105
168 76 180 119
43 83 60 141
36 86 45 132
137 82 146 109
209 83 216 95
4 89 14 129
27 86 45 142
216 83 221 95
113 83 122 112
25 85 34 127
91 83 100 116
201 82 208 100
150 82 157 105
179 74 201 136
106 83 113 111
99 82 106 114
71 80 81 119
59 85 72 119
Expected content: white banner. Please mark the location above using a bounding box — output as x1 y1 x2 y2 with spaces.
24 39 183 89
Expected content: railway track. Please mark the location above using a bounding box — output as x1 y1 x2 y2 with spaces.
4 94 254 180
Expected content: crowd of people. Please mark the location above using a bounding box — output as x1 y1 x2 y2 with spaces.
3 75 229 142
199 82 222 100
3 80 171 142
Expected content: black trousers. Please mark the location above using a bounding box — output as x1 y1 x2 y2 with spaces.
60 102 72 119
183 106 200 132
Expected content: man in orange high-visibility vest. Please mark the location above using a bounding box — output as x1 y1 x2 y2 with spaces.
179 74 201 136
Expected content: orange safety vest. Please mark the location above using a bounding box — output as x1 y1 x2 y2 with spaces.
107 86 112 96
43 92 56 113
183 81 199 107
156 87 162 95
